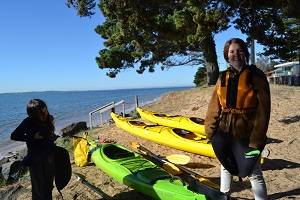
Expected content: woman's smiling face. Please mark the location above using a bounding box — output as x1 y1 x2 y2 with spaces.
228 42 247 71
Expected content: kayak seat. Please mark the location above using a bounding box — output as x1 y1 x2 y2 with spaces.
189 117 205 125
103 145 135 159
129 120 159 128
154 114 179 117
136 168 171 184
173 128 198 140
129 120 147 126
154 113 167 117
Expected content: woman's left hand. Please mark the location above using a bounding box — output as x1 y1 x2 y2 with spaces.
244 149 260 158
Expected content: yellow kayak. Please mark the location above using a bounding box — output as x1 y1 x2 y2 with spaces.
136 107 206 137
111 112 216 158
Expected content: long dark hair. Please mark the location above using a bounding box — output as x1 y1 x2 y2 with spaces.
223 38 250 64
27 99 54 135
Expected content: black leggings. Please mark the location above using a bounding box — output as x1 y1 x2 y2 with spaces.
212 133 261 178
29 154 55 200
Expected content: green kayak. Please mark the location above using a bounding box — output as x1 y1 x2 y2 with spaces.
89 142 206 200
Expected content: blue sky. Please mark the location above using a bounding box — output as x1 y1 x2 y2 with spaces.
0 1 261 93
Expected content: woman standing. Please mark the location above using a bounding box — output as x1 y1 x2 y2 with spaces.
205 38 270 200
11 99 57 200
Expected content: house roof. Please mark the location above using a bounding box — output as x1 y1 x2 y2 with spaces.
274 61 299 68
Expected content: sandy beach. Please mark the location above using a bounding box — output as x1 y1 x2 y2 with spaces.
1 84 299 200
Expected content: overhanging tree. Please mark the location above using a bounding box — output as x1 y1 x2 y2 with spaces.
228 0 300 62
67 0 300 84
68 0 232 85
193 66 207 87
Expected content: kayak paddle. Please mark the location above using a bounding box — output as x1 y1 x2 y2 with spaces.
130 142 230 200
130 141 218 189
73 172 111 199
165 154 191 165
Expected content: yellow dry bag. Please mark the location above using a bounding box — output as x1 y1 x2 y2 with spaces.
73 133 89 167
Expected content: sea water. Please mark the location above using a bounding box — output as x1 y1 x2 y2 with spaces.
0 87 191 154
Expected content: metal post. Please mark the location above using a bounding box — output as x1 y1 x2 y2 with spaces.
89 113 92 130
100 113 103 126
135 95 139 108
122 102 125 116
111 101 115 113
89 100 125 128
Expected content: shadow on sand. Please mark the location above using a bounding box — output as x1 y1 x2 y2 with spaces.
262 158 300 171
266 137 283 144
268 188 300 199
112 190 152 200
229 159 300 198
185 162 216 169
278 115 300 124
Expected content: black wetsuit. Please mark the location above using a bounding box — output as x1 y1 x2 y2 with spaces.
11 117 56 200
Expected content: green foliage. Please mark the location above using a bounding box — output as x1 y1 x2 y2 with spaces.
67 0 299 83
67 0 231 84
66 0 96 16
0 163 29 186
128 109 140 119
193 67 207 87
56 137 74 153
229 0 300 61
0 177 5 186
259 17 300 61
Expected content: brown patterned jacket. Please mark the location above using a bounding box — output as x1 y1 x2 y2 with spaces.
204 65 271 149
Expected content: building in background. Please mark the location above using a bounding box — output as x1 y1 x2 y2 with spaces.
266 61 300 86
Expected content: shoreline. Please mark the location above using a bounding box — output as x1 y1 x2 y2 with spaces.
0 92 164 159
0 86 190 141
0 141 26 160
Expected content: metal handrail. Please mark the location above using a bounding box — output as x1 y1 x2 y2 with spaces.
89 102 114 115
89 100 125 129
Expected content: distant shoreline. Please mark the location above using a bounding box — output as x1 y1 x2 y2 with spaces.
0 85 193 95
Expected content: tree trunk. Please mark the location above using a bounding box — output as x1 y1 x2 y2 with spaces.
250 38 255 65
201 33 219 85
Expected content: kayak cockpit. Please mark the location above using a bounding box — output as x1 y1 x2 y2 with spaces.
154 113 179 117
129 120 147 126
189 117 204 125
103 145 135 159
172 128 199 140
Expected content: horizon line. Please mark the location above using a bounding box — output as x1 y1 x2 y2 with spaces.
0 85 194 95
